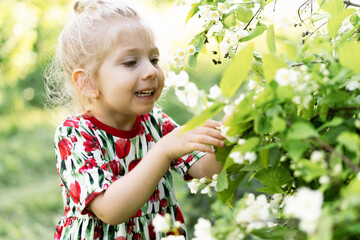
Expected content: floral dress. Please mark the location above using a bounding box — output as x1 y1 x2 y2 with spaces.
54 107 205 240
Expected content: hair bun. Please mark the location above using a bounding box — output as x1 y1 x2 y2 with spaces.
73 0 104 14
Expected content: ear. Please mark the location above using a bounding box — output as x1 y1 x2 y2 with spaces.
72 68 99 99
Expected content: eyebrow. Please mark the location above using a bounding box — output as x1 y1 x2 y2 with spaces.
121 47 160 54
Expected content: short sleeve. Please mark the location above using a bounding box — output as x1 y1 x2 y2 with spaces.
55 117 117 214
152 108 206 180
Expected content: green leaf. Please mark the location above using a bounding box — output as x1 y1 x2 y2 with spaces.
317 117 344 132
216 172 248 208
216 170 229 192
254 85 275 108
263 54 286 83
255 167 292 193
254 114 271 134
188 53 198 68
296 159 328 182
239 24 267 42
271 115 287 133
287 121 318 140
338 41 360 73
266 24 276 54
224 12 236 28
328 8 356 38
215 144 235 166
236 7 253 23
185 3 201 23
337 131 360 153
182 102 226 132
260 148 269 169
219 42 254 98
283 41 299 61
251 225 297 239
283 140 310 161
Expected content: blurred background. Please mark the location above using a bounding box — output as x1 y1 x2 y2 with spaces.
0 0 306 238
0 0 228 239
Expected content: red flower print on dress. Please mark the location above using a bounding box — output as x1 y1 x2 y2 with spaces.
115 237 126 240
108 160 124 177
150 189 160 203
150 188 160 203
146 133 154 142
79 158 97 173
173 158 184 166
58 138 72 161
115 138 131 159
64 217 77 227
128 159 141 172
160 198 168 208
70 135 77 143
148 224 156 239
131 209 142 218
133 233 142 240
94 226 102 239
81 131 100 152
185 155 194 163
142 113 150 121
162 120 175 136
127 220 135 234
64 118 80 128
69 181 81 204
63 206 71 217
176 205 185 223
54 225 63 240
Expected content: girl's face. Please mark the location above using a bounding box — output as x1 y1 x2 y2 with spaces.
92 29 165 128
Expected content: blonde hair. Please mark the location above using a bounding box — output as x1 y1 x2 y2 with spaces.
45 0 155 113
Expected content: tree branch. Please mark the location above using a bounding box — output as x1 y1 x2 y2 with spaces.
311 137 359 173
344 0 360 8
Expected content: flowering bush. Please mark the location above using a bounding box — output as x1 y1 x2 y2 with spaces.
168 0 360 239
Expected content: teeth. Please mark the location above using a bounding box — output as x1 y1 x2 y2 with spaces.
135 90 154 96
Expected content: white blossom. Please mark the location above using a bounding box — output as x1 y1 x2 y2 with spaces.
198 5 213 21
355 119 360 129
234 94 245 105
209 10 220 21
223 104 235 115
284 187 323 234
185 82 199 107
220 40 232 54
236 194 271 231
187 45 196 55
218 3 229 13
193 218 216 240
200 185 212 197
209 85 222 99
175 48 186 59
187 179 201 194
200 177 208 184
162 236 185 240
275 68 298 86
172 55 185 68
208 22 224 36
319 175 330 185
233 29 248 41
244 151 257 164
237 138 246 145
230 151 245 164
176 71 190 87
310 150 324 162
152 214 171 233
346 79 360 91
219 125 238 143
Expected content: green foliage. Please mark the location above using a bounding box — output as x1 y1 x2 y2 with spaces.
181 0 360 238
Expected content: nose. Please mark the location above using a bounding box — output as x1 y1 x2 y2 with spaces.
141 61 158 80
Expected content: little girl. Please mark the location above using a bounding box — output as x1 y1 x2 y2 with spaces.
48 0 225 239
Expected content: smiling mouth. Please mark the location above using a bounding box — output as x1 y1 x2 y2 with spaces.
134 90 155 97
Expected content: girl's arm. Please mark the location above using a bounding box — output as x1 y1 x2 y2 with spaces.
88 121 225 225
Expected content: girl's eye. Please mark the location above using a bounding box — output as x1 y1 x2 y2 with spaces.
124 60 137 66
150 58 159 65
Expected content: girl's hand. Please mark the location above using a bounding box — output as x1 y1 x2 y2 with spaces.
157 120 226 160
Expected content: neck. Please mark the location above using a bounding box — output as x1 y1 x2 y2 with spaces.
89 109 137 131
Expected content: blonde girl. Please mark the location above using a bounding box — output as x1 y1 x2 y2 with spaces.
48 0 225 239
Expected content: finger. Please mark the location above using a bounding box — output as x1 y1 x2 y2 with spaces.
202 120 222 129
190 142 216 153
191 134 225 148
194 127 226 140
